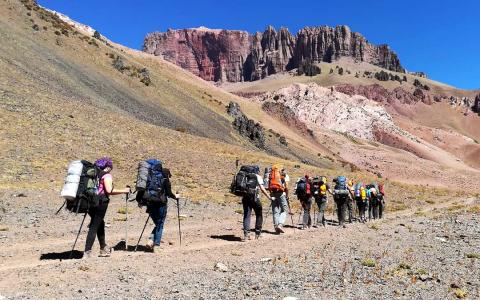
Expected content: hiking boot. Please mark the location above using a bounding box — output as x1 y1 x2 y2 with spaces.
255 232 261 239
277 224 285 233
145 239 154 252
242 233 250 242
99 246 111 257
82 250 93 260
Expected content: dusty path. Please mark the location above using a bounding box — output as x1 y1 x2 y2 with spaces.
0 190 479 299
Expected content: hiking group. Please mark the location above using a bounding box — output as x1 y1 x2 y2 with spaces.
60 157 179 258
60 157 386 258
231 163 386 241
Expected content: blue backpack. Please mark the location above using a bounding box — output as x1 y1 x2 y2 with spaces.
144 159 167 204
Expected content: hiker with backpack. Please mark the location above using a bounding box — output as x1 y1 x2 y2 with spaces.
295 174 313 229
332 176 353 228
346 180 355 223
353 182 368 222
368 183 380 220
83 157 130 259
378 183 386 219
267 165 290 234
231 165 272 241
311 176 332 227
135 159 178 252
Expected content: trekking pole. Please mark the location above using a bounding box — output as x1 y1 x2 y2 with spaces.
176 194 182 247
69 212 87 259
287 197 295 232
124 186 130 251
55 200 66 215
135 215 150 252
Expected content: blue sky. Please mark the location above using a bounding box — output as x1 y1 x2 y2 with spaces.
39 0 479 90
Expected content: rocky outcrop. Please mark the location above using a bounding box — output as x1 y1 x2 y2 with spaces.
144 28 251 82
143 25 404 82
227 102 265 148
474 94 480 113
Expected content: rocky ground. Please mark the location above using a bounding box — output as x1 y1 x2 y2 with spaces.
0 189 478 299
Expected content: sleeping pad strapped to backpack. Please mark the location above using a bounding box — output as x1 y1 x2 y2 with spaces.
231 165 259 196
61 160 105 213
136 159 166 206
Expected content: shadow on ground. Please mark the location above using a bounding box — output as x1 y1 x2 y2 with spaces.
40 250 83 260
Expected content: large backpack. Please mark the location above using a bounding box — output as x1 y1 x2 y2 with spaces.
263 167 271 189
230 165 260 196
61 160 105 213
312 176 327 197
142 159 166 205
378 184 385 196
268 165 284 192
354 182 363 198
334 176 349 197
295 177 311 197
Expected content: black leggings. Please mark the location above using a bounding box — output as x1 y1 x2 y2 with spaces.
85 200 109 252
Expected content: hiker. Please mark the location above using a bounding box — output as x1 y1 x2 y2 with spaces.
311 176 332 227
378 183 386 219
366 184 379 220
354 182 368 222
295 175 313 229
231 165 272 240
84 157 130 259
145 166 179 251
332 176 353 228
268 165 290 234
346 179 355 223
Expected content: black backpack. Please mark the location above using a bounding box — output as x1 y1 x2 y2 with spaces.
295 178 308 197
65 160 105 213
230 165 260 196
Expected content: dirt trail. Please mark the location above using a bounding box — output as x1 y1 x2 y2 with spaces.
1 190 479 299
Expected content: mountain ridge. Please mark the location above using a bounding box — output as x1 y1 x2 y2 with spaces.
143 25 404 82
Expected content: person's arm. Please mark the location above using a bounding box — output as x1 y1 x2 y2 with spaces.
103 175 129 195
259 185 272 200
164 178 177 199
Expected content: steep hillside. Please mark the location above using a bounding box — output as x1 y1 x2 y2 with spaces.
0 0 341 197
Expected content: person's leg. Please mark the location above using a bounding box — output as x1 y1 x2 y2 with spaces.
242 196 252 236
278 192 288 227
84 203 108 252
153 205 168 246
149 205 160 243
347 198 353 223
379 199 384 219
272 197 280 229
301 198 310 228
96 202 109 249
318 199 327 226
337 197 346 226
252 196 263 237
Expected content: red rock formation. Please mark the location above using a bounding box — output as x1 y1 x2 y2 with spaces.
334 84 430 105
143 25 404 82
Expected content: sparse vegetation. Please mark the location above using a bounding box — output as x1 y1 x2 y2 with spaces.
117 207 132 214
361 258 376 267
297 59 321 76
465 253 480 259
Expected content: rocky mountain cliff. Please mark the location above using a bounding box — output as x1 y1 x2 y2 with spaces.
143 25 404 82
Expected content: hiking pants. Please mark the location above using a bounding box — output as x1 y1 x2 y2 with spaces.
314 197 327 226
356 198 366 221
242 194 263 235
148 204 168 246
335 196 348 226
371 198 379 219
299 196 312 227
346 197 354 222
85 200 109 252
271 191 288 227
367 199 373 220
379 198 385 219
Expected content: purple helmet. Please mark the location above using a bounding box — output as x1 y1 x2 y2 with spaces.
95 157 113 170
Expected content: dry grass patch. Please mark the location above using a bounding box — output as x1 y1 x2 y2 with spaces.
361 258 376 267
465 253 480 259
0 225 9 231
117 207 133 214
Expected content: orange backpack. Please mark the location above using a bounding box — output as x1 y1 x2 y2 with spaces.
268 165 284 192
